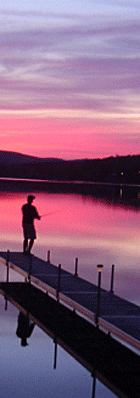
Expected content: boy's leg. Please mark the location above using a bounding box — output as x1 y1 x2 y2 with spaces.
23 238 28 253
28 239 34 253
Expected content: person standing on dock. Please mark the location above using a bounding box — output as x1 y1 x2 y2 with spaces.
22 195 41 254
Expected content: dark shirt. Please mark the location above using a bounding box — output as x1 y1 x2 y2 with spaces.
22 203 40 225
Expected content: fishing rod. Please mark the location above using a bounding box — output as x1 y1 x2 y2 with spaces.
40 210 62 217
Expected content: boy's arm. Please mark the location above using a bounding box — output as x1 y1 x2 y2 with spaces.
34 207 41 219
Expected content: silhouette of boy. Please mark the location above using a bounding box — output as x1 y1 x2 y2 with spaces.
22 195 41 254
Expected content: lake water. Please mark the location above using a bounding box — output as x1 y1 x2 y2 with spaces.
0 182 140 397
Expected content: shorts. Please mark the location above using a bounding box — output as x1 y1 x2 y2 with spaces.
23 224 36 240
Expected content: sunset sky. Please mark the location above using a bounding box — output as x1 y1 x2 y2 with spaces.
0 1 140 159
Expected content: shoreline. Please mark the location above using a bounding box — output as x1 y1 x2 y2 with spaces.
0 176 140 188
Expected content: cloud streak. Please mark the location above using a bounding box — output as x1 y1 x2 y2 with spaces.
0 15 139 109
0 3 140 159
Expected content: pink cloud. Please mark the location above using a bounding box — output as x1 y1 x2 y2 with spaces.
0 10 140 159
0 117 139 159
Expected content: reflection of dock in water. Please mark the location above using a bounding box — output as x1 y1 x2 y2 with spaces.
0 251 140 351
0 281 139 398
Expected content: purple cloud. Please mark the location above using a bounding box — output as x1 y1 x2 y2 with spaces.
0 10 140 113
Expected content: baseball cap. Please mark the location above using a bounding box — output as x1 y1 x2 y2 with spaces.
28 195 35 202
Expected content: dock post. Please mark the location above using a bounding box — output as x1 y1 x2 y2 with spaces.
53 338 58 369
91 372 96 398
110 264 115 293
74 257 78 277
5 295 8 311
28 254 32 283
56 264 61 301
6 249 10 283
5 249 10 310
47 250 50 263
96 264 103 327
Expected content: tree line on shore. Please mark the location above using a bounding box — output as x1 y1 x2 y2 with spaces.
0 151 140 184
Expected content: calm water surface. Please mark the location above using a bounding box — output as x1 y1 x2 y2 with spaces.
0 185 140 398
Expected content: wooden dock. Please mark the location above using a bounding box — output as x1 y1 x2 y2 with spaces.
0 251 140 351
0 281 139 398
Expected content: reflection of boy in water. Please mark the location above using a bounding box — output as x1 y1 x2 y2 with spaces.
16 312 35 346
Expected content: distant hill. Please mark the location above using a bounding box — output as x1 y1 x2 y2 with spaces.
0 151 140 184
0 150 62 164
